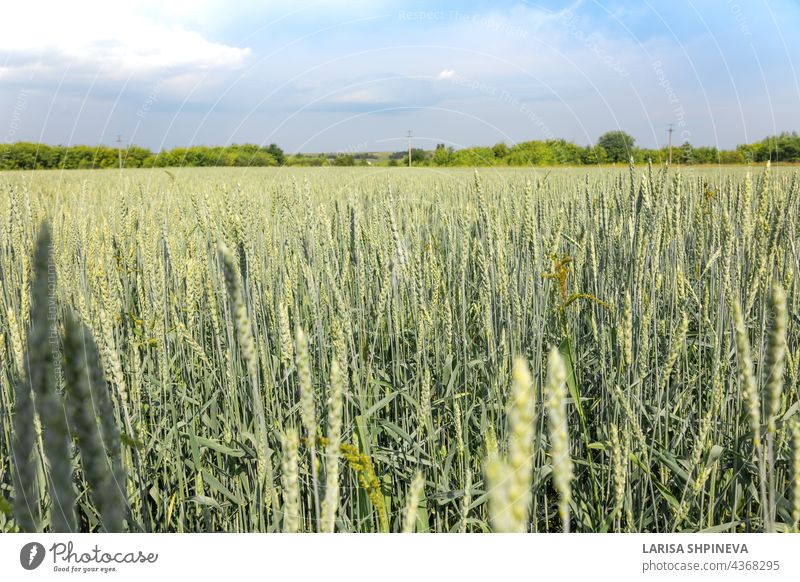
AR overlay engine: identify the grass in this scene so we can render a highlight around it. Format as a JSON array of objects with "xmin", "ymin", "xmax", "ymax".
[{"xmin": 0, "ymin": 163, "xmax": 797, "ymax": 533}]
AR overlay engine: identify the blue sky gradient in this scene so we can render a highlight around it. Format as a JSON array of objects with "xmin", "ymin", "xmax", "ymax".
[{"xmin": 1, "ymin": 0, "xmax": 798, "ymax": 152}]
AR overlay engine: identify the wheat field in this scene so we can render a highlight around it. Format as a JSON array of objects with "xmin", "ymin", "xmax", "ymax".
[{"xmin": 0, "ymin": 164, "xmax": 798, "ymax": 533}]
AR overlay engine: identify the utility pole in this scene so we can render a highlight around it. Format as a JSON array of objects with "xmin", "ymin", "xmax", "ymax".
[
  {"xmin": 115, "ymin": 134, "xmax": 123, "ymax": 170},
  {"xmin": 406, "ymin": 130, "xmax": 412, "ymax": 168},
  {"xmin": 668, "ymin": 124, "xmax": 673, "ymax": 165}
]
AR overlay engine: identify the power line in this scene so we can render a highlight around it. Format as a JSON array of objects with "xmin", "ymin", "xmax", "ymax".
[
  {"xmin": 115, "ymin": 134, "xmax": 123, "ymax": 171},
  {"xmin": 668, "ymin": 124, "xmax": 674, "ymax": 165}
]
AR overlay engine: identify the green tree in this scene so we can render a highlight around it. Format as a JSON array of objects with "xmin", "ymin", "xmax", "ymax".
[
  {"xmin": 507, "ymin": 141, "xmax": 555, "ymax": 165},
  {"xmin": 262, "ymin": 143, "xmax": 286, "ymax": 165},
  {"xmin": 769, "ymin": 132, "xmax": 800, "ymax": 162},
  {"xmin": 546, "ymin": 139, "xmax": 583, "ymax": 165},
  {"xmin": 333, "ymin": 154, "xmax": 355, "ymax": 166},
  {"xmin": 451, "ymin": 147, "xmax": 495, "ymax": 166},
  {"xmin": 597, "ymin": 131, "xmax": 636, "ymax": 163},
  {"xmin": 676, "ymin": 141, "xmax": 694, "ymax": 164},
  {"xmin": 410, "ymin": 148, "xmax": 428, "ymax": 165},
  {"xmin": 719, "ymin": 149, "xmax": 744, "ymax": 164},
  {"xmin": 432, "ymin": 144, "xmax": 454, "ymax": 166},
  {"xmin": 581, "ymin": 145, "xmax": 607, "ymax": 164},
  {"xmin": 492, "ymin": 142, "xmax": 510, "ymax": 160}
]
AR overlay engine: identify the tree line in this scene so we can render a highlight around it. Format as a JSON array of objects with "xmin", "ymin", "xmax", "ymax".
[
  {"xmin": 0, "ymin": 143, "xmax": 286, "ymax": 170},
  {"xmin": 1, "ymin": 131, "xmax": 798, "ymax": 170},
  {"xmin": 412, "ymin": 131, "xmax": 800, "ymax": 167}
]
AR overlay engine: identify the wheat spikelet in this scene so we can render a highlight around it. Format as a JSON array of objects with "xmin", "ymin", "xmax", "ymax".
[
  {"xmin": 546, "ymin": 347, "xmax": 573, "ymax": 532},
  {"xmin": 765, "ymin": 282, "xmax": 787, "ymax": 435},
  {"xmin": 6, "ymin": 307, "xmax": 25, "ymax": 377},
  {"xmin": 84, "ymin": 317, "xmax": 126, "ymax": 518},
  {"xmin": 20, "ymin": 251, "xmax": 30, "ymax": 328},
  {"xmin": 11, "ymin": 340, "xmax": 38, "ymax": 532},
  {"xmin": 732, "ymin": 300, "xmax": 769, "ymax": 529},
  {"xmin": 610, "ymin": 423, "xmax": 626, "ymax": 529},
  {"xmin": 659, "ymin": 312, "xmax": 688, "ymax": 393},
  {"xmin": 295, "ymin": 326, "xmax": 316, "ymax": 441},
  {"xmin": 486, "ymin": 357, "xmax": 536, "ymax": 532},
  {"xmin": 486, "ymin": 456, "xmax": 513, "ymax": 532},
  {"xmin": 418, "ymin": 369, "xmax": 432, "ymax": 440},
  {"xmin": 278, "ymin": 300, "xmax": 293, "ymax": 368},
  {"xmin": 460, "ymin": 468, "xmax": 472, "ymax": 533},
  {"xmin": 27, "ymin": 222, "xmax": 77, "ymax": 532},
  {"xmin": 765, "ymin": 281, "xmax": 787, "ymax": 531},
  {"xmin": 98, "ymin": 304, "xmax": 130, "ymax": 429},
  {"xmin": 732, "ymin": 301, "xmax": 761, "ymax": 447},
  {"xmin": 452, "ymin": 399, "xmax": 464, "ymax": 457},
  {"xmin": 402, "ymin": 470, "xmax": 425, "ymax": 533},
  {"xmin": 281, "ymin": 428, "xmax": 301, "ymax": 533},
  {"xmin": 485, "ymin": 425, "xmax": 498, "ymax": 460},
  {"xmin": 506, "ymin": 357, "xmax": 535, "ymax": 531},
  {"xmin": 620, "ymin": 291, "xmax": 632, "ymax": 369},
  {"xmin": 294, "ymin": 325, "xmax": 320, "ymax": 526},
  {"xmin": 321, "ymin": 358, "xmax": 344, "ymax": 533},
  {"xmin": 62, "ymin": 313, "xmax": 124, "ymax": 532}
]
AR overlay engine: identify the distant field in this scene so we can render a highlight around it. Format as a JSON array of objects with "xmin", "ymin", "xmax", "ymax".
[{"xmin": 1, "ymin": 164, "xmax": 798, "ymax": 533}]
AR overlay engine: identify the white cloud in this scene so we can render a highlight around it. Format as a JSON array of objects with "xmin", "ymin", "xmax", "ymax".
[
  {"xmin": 437, "ymin": 69, "xmax": 456, "ymax": 80},
  {"xmin": 0, "ymin": 0, "xmax": 250, "ymax": 89}
]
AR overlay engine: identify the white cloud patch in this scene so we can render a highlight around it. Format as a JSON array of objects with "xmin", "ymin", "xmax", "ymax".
[
  {"xmin": 437, "ymin": 69, "xmax": 456, "ymax": 80},
  {"xmin": 0, "ymin": 0, "xmax": 250, "ymax": 91}
]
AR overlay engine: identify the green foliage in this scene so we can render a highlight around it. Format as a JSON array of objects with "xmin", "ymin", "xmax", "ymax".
[
  {"xmin": 431, "ymin": 143, "xmax": 455, "ymax": 166},
  {"xmin": 262, "ymin": 143, "xmax": 286, "ymax": 165},
  {"xmin": 738, "ymin": 132, "xmax": 800, "ymax": 163},
  {"xmin": 2, "ymin": 132, "xmax": 799, "ymax": 171},
  {"xmin": 389, "ymin": 148, "xmax": 428, "ymax": 165},
  {"xmin": 0, "ymin": 142, "xmax": 280, "ymax": 170},
  {"xmin": 451, "ymin": 146, "xmax": 496, "ymax": 166},
  {"xmin": 492, "ymin": 142, "xmax": 510, "ymax": 159},
  {"xmin": 332, "ymin": 154, "xmax": 356, "ymax": 166},
  {"xmin": 597, "ymin": 130, "xmax": 636, "ymax": 162}
]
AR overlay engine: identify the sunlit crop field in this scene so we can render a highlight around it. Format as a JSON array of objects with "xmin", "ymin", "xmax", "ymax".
[{"xmin": 0, "ymin": 165, "xmax": 798, "ymax": 533}]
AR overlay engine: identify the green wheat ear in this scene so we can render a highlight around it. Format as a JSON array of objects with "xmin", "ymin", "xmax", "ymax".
[
  {"xmin": 62, "ymin": 311, "xmax": 125, "ymax": 532},
  {"xmin": 11, "ymin": 332, "xmax": 38, "ymax": 532},
  {"xmin": 79, "ymin": 301, "xmax": 129, "ymax": 530},
  {"xmin": 14, "ymin": 221, "xmax": 77, "ymax": 532}
]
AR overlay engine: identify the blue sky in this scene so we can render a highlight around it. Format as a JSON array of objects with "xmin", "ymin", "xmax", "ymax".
[{"xmin": 1, "ymin": 0, "xmax": 798, "ymax": 152}]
